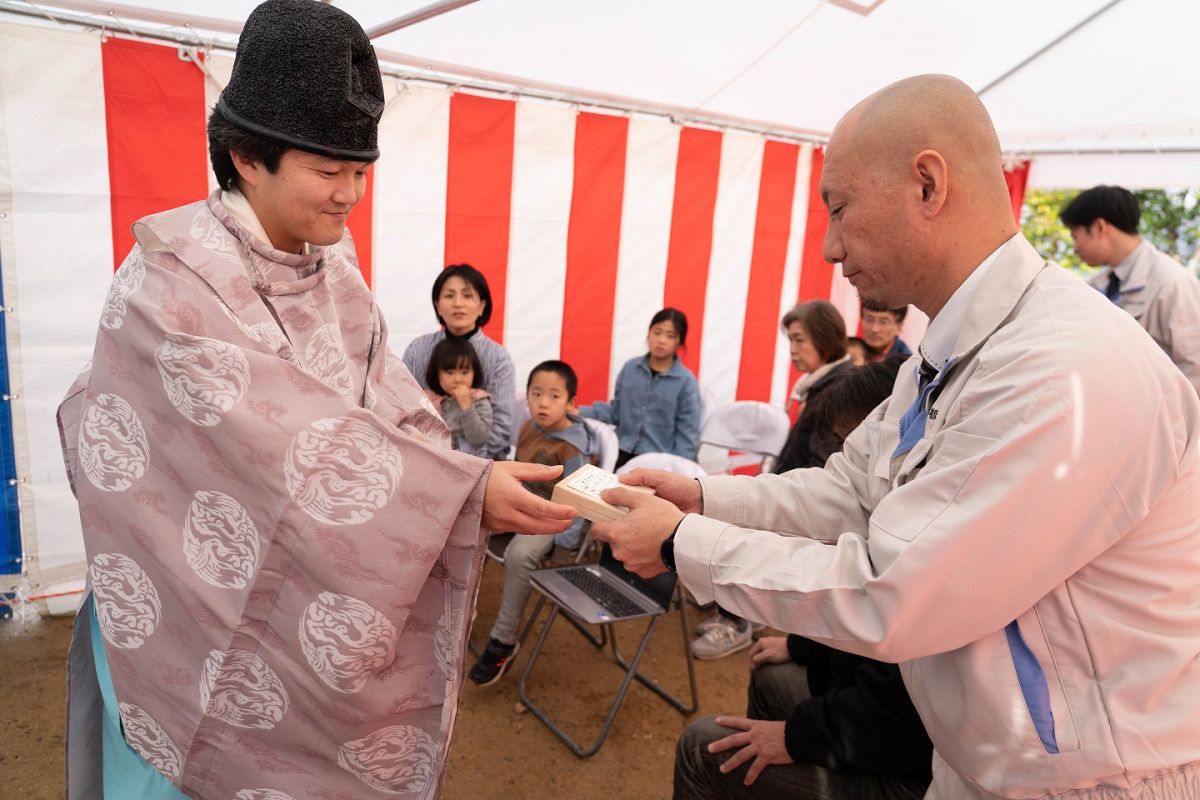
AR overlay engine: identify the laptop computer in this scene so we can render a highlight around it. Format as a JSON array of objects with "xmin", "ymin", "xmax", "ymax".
[{"xmin": 530, "ymin": 543, "xmax": 677, "ymax": 624}]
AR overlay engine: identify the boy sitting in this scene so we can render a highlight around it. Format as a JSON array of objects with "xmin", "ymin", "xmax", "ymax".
[{"xmin": 468, "ymin": 360, "xmax": 599, "ymax": 685}]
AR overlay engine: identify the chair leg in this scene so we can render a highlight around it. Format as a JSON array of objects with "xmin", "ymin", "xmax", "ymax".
[
  {"xmin": 607, "ymin": 585, "xmax": 699, "ymax": 714},
  {"xmin": 518, "ymin": 599, "xmax": 661, "ymax": 758},
  {"xmin": 573, "ymin": 522, "xmax": 598, "ymax": 564},
  {"xmin": 517, "ymin": 593, "xmax": 606, "ymax": 651},
  {"xmin": 562, "ymin": 609, "xmax": 608, "ymax": 648}
]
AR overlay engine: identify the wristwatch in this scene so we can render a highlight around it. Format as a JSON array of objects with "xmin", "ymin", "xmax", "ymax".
[{"xmin": 661, "ymin": 516, "xmax": 685, "ymax": 573}]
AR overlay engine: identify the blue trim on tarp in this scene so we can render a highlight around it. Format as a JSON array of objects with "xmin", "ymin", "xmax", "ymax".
[{"xmin": 0, "ymin": 246, "xmax": 22, "ymax": 575}]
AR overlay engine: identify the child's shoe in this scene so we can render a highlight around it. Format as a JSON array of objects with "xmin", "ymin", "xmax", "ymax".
[{"xmin": 468, "ymin": 638, "xmax": 519, "ymax": 686}]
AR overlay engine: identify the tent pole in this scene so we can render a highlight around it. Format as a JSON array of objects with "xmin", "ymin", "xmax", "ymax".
[
  {"xmin": 0, "ymin": 2, "xmax": 831, "ymax": 144},
  {"xmin": 977, "ymin": 0, "xmax": 1126, "ymax": 97},
  {"xmin": 7, "ymin": 0, "xmax": 241, "ymax": 34},
  {"xmin": 3, "ymin": 0, "xmax": 1195, "ymax": 156},
  {"xmin": 365, "ymin": 0, "xmax": 480, "ymax": 40}
]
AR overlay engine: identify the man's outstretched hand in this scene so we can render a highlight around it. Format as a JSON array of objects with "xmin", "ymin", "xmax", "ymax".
[
  {"xmin": 482, "ymin": 461, "xmax": 577, "ymax": 535},
  {"xmin": 591, "ymin": 484, "xmax": 685, "ymax": 578},
  {"xmin": 616, "ymin": 468, "xmax": 703, "ymax": 514}
]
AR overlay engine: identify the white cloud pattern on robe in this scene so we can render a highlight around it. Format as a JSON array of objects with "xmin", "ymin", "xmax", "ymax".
[
  {"xmin": 298, "ymin": 592, "xmax": 398, "ymax": 694},
  {"xmin": 90, "ymin": 552, "xmax": 161, "ymax": 649},
  {"xmin": 248, "ymin": 322, "xmax": 289, "ymax": 353},
  {"xmin": 118, "ymin": 702, "xmax": 182, "ymax": 780},
  {"xmin": 337, "ymin": 724, "xmax": 439, "ymax": 795},
  {"xmin": 234, "ymin": 791, "xmax": 295, "ymax": 800},
  {"xmin": 182, "ymin": 491, "xmax": 260, "ymax": 589},
  {"xmin": 100, "ymin": 250, "xmax": 145, "ymax": 330},
  {"xmin": 199, "ymin": 649, "xmax": 289, "ymax": 730},
  {"xmin": 190, "ymin": 211, "xmax": 242, "ymax": 259},
  {"xmin": 156, "ymin": 332, "xmax": 251, "ymax": 426},
  {"xmin": 322, "ymin": 249, "xmax": 352, "ymax": 282},
  {"xmin": 304, "ymin": 323, "xmax": 356, "ymax": 401},
  {"xmin": 78, "ymin": 393, "xmax": 149, "ymax": 493},
  {"xmin": 434, "ymin": 610, "xmax": 455, "ymax": 681},
  {"xmin": 284, "ymin": 416, "xmax": 403, "ymax": 526}
]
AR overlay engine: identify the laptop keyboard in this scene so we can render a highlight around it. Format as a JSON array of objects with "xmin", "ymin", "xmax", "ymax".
[{"xmin": 560, "ymin": 567, "xmax": 645, "ymax": 618}]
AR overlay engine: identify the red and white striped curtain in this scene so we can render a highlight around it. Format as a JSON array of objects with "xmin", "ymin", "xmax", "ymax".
[
  {"xmin": 88, "ymin": 34, "xmax": 863, "ymax": 406},
  {"xmin": 0, "ymin": 22, "xmax": 1027, "ymax": 601}
]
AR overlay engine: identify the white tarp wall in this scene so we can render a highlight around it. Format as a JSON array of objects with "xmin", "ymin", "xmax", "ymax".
[{"xmin": 0, "ymin": 20, "xmax": 933, "ymax": 610}]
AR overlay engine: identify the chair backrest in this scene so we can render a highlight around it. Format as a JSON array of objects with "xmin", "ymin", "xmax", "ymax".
[
  {"xmin": 582, "ymin": 417, "xmax": 619, "ymax": 472},
  {"xmin": 698, "ymin": 401, "xmax": 791, "ymax": 474},
  {"xmin": 509, "ymin": 388, "xmax": 531, "ymax": 447},
  {"xmin": 617, "ymin": 452, "xmax": 707, "ymax": 479},
  {"xmin": 698, "ymin": 384, "xmax": 718, "ymax": 430}
]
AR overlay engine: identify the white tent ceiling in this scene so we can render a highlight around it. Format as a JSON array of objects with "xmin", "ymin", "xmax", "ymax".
[{"xmin": 2, "ymin": 0, "xmax": 1198, "ymax": 186}]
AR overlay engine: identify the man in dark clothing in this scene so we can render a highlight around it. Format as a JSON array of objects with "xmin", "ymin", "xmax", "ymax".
[{"xmin": 674, "ymin": 634, "xmax": 932, "ymax": 800}]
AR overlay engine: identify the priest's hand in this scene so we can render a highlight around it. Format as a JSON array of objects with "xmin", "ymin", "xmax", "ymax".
[
  {"xmin": 617, "ymin": 468, "xmax": 703, "ymax": 514},
  {"xmin": 708, "ymin": 717, "xmax": 793, "ymax": 786},
  {"xmin": 482, "ymin": 461, "xmax": 577, "ymax": 535},
  {"xmin": 591, "ymin": 486, "xmax": 684, "ymax": 578}
]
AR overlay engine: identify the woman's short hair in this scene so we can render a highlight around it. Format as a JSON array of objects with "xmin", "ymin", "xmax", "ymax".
[
  {"xmin": 780, "ymin": 301, "xmax": 848, "ymax": 364},
  {"xmin": 425, "ymin": 336, "xmax": 485, "ymax": 393},
  {"xmin": 649, "ymin": 307, "xmax": 689, "ymax": 348},
  {"xmin": 431, "ymin": 264, "xmax": 493, "ymax": 328}
]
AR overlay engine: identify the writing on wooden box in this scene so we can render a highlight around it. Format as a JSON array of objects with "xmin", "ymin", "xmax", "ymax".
[{"xmin": 551, "ymin": 464, "xmax": 656, "ymax": 523}]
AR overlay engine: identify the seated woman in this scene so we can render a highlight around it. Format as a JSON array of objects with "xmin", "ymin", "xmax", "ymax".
[
  {"xmin": 775, "ymin": 300, "xmax": 855, "ymax": 473},
  {"xmin": 694, "ymin": 301, "xmax": 854, "ymax": 660},
  {"xmin": 403, "ymin": 264, "xmax": 515, "ymax": 459}
]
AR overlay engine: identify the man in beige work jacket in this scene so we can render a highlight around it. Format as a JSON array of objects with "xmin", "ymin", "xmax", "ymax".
[
  {"xmin": 1061, "ymin": 184, "xmax": 1200, "ymax": 397},
  {"xmin": 596, "ymin": 75, "xmax": 1200, "ymax": 799}
]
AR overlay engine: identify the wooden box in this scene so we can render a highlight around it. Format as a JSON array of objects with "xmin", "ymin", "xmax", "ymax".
[{"xmin": 551, "ymin": 463, "xmax": 656, "ymax": 523}]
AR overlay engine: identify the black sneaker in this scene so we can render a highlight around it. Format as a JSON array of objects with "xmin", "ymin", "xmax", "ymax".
[{"xmin": 467, "ymin": 638, "xmax": 519, "ymax": 686}]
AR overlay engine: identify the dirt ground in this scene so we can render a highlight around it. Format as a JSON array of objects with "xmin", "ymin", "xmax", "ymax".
[{"xmin": 1, "ymin": 562, "xmax": 756, "ymax": 800}]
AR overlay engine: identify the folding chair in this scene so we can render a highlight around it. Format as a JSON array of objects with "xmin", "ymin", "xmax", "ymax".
[
  {"xmin": 516, "ymin": 550, "xmax": 699, "ymax": 757},
  {"xmin": 474, "ymin": 418, "xmax": 620, "ymax": 653},
  {"xmin": 505, "ymin": 387, "xmax": 531, "ymax": 460},
  {"xmin": 618, "ymin": 451, "xmax": 707, "ymax": 479},
  {"xmin": 696, "ymin": 400, "xmax": 790, "ymax": 475},
  {"xmin": 513, "ymin": 455, "xmax": 706, "ymax": 756},
  {"xmin": 698, "ymin": 383, "xmax": 718, "ymax": 431}
]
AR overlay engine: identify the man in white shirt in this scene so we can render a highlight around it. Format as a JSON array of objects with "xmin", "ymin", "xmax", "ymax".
[
  {"xmin": 596, "ymin": 75, "xmax": 1200, "ymax": 799},
  {"xmin": 1061, "ymin": 185, "xmax": 1200, "ymax": 396}
]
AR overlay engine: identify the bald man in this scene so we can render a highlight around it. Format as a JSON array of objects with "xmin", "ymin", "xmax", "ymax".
[{"xmin": 596, "ymin": 75, "xmax": 1200, "ymax": 799}]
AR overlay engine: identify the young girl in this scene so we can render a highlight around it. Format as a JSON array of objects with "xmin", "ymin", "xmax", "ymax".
[
  {"xmin": 582, "ymin": 308, "xmax": 701, "ymax": 468},
  {"xmin": 424, "ymin": 337, "xmax": 494, "ymax": 454}
]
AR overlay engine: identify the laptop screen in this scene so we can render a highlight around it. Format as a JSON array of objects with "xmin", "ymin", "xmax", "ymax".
[{"xmin": 600, "ymin": 543, "xmax": 677, "ymax": 608}]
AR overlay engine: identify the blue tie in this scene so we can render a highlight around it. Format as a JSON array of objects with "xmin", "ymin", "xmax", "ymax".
[
  {"xmin": 893, "ymin": 359, "xmax": 939, "ymax": 457},
  {"xmin": 1104, "ymin": 271, "xmax": 1121, "ymax": 304}
]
